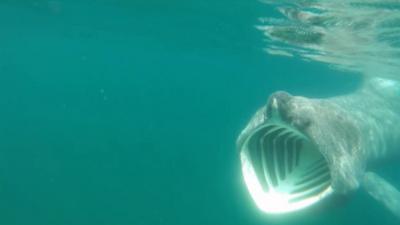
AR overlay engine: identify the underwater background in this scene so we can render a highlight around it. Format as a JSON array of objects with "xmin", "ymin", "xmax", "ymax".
[{"xmin": 0, "ymin": 0, "xmax": 398, "ymax": 225}]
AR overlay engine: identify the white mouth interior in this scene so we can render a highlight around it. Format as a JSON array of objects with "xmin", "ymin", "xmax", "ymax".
[{"xmin": 240, "ymin": 122, "xmax": 332, "ymax": 214}]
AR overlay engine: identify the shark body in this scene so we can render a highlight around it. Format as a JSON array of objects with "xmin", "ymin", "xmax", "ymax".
[{"xmin": 237, "ymin": 78, "xmax": 400, "ymax": 217}]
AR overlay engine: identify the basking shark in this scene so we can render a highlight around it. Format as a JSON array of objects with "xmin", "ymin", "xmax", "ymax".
[
  {"xmin": 237, "ymin": 78, "xmax": 400, "ymax": 217},
  {"xmin": 238, "ymin": 0, "xmax": 400, "ymax": 218}
]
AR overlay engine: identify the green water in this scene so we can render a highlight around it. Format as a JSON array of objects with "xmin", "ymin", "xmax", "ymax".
[{"xmin": 0, "ymin": 1, "xmax": 398, "ymax": 225}]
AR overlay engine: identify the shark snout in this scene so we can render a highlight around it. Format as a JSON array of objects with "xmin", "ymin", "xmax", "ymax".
[{"xmin": 266, "ymin": 91, "xmax": 312, "ymax": 130}]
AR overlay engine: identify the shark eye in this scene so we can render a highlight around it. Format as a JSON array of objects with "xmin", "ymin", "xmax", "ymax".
[{"xmin": 240, "ymin": 122, "xmax": 332, "ymax": 213}]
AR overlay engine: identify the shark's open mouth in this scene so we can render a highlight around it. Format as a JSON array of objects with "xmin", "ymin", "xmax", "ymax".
[{"xmin": 240, "ymin": 122, "xmax": 333, "ymax": 213}]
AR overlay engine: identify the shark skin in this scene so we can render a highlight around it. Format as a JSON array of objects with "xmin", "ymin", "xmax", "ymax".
[{"xmin": 237, "ymin": 78, "xmax": 400, "ymax": 216}]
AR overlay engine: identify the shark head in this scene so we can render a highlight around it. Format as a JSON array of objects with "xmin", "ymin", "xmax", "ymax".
[{"xmin": 237, "ymin": 91, "xmax": 364, "ymax": 214}]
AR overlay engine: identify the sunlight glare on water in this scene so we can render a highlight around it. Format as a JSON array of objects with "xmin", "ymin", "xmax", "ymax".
[{"xmin": 258, "ymin": 0, "xmax": 400, "ymax": 79}]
